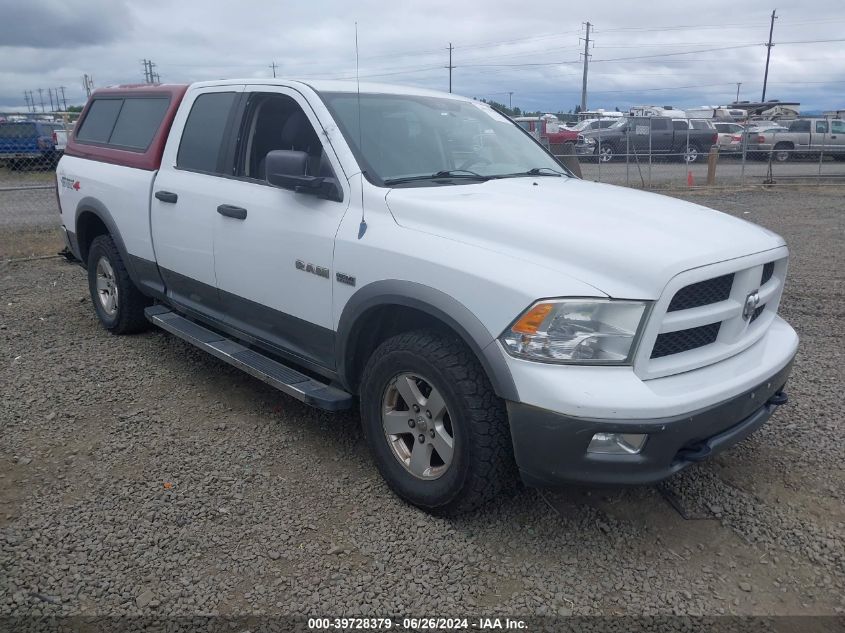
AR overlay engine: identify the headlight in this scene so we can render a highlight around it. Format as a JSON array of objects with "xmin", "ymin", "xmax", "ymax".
[
  {"xmin": 500, "ymin": 299, "xmax": 650, "ymax": 365},
  {"xmin": 585, "ymin": 137, "xmax": 596, "ymax": 145}
]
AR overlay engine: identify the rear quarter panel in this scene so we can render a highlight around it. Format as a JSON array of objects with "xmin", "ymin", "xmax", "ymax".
[{"xmin": 57, "ymin": 155, "xmax": 157, "ymax": 262}]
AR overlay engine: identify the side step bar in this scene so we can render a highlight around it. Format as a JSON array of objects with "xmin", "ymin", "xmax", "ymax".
[{"xmin": 145, "ymin": 305, "xmax": 353, "ymax": 411}]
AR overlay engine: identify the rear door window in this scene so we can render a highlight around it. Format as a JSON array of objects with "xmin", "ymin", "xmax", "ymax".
[{"xmin": 176, "ymin": 92, "xmax": 238, "ymax": 174}]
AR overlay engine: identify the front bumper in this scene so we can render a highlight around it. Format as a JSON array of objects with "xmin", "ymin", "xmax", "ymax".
[{"xmin": 507, "ymin": 355, "xmax": 794, "ymax": 487}]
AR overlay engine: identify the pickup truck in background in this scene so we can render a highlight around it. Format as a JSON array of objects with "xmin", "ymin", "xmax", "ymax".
[
  {"xmin": 57, "ymin": 81, "xmax": 797, "ymax": 515},
  {"xmin": 756, "ymin": 118, "xmax": 845, "ymax": 162},
  {"xmin": 577, "ymin": 116, "xmax": 717, "ymax": 163},
  {"xmin": 0, "ymin": 120, "xmax": 63, "ymax": 169}
]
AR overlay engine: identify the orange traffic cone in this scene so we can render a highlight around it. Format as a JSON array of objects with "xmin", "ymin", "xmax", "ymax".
[{"xmin": 687, "ymin": 171, "xmax": 695, "ymax": 187}]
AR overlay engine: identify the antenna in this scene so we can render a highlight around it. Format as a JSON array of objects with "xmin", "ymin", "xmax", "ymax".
[{"xmin": 355, "ymin": 21, "xmax": 367, "ymax": 239}]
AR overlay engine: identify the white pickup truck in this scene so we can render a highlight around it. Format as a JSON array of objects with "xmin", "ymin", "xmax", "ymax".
[{"xmin": 56, "ymin": 80, "xmax": 797, "ymax": 515}]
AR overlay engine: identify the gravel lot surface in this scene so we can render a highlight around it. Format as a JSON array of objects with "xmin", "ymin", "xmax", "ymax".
[{"xmin": 1, "ymin": 187, "xmax": 843, "ymax": 624}]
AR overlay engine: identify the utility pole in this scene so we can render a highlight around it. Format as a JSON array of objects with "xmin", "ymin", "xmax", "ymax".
[
  {"xmin": 580, "ymin": 22, "xmax": 592, "ymax": 112},
  {"xmin": 48, "ymin": 88, "xmax": 55, "ymax": 112},
  {"xmin": 761, "ymin": 9, "xmax": 777, "ymax": 102},
  {"xmin": 142, "ymin": 59, "xmax": 149, "ymax": 83},
  {"xmin": 508, "ymin": 91, "xmax": 514, "ymax": 109},
  {"xmin": 37, "ymin": 88, "xmax": 45, "ymax": 112},
  {"xmin": 59, "ymin": 86, "xmax": 68, "ymax": 110},
  {"xmin": 269, "ymin": 61, "xmax": 278, "ymax": 78},
  {"xmin": 83, "ymin": 74, "xmax": 94, "ymax": 97},
  {"xmin": 446, "ymin": 43, "xmax": 455, "ymax": 93},
  {"xmin": 735, "ymin": 82, "xmax": 742, "ymax": 102},
  {"xmin": 24, "ymin": 91, "xmax": 31, "ymax": 112}
]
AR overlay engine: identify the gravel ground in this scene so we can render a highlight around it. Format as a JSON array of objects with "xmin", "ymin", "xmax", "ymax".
[{"xmin": 1, "ymin": 187, "xmax": 843, "ymax": 625}]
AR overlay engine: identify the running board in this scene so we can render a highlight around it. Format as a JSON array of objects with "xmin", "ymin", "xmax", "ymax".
[{"xmin": 145, "ymin": 305, "xmax": 352, "ymax": 411}]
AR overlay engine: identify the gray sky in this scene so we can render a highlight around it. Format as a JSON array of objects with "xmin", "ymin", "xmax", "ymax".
[{"xmin": 2, "ymin": 0, "xmax": 844, "ymax": 113}]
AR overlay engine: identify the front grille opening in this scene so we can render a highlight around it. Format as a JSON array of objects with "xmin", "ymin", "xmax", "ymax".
[
  {"xmin": 749, "ymin": 304, "xmax": 766, "ymax": 323},
  {"xmin": 761, "ymin": 261, "xmax": 775, "ymax": 285},
  {"xmin": 651, "ymin": 322, "xmax": 721, "ymax": 359},
  {"xmin": 668, "ymin": 274, "xmax": 734, "ymax": 312}
]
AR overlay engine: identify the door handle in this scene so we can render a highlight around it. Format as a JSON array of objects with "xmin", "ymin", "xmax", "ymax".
[
  {"xmin": 155, "ymin": 190, "xmax": 178, "ymax": 203},
  {"xmin": 217, "ymin": 204, "xmax": 247, "ymax": 220}
]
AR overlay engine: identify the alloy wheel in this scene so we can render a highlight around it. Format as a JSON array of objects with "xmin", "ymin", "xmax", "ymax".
[{"xmin": 382, "ymin": 373, "xmax": 455, "ymax": 480}]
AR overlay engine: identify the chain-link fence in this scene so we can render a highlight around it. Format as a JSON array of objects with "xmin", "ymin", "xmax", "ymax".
[
  {"xmin": 0, "ymin": 114, "xmax": 75, "ymax": 246},
  {"xmin": 2, "ymin": 110, "xmax": 845, "ymax": 255},
  {"xmin": 552, "ymin": 115, "xmax": 845, "ymax": 188}
]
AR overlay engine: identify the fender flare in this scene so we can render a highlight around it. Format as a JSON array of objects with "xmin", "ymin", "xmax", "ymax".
[
  {"xmin": 336, "ymin": 280, "xmax": 518, "ymax": 401},
  {"xmin": 74, "ymin": 197, "xmax": 141, "ymax": 287}
]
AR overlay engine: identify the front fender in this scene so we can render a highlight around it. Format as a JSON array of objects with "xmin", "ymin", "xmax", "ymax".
[{"xmin": 336, "ymin": 280, "xmax": 518, "ymax": 401}]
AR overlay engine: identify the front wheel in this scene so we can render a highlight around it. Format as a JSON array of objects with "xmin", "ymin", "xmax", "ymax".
[
  {"xmin": 86, "ymin": 234, "xmax": 150, "ymax": 334},
  {"xmin": 596, "ymin": 144, "xmax": 615, "ymax": 163},
  {"xmin": 359, "ymin": 330, "xmax": 515, "ymax": 516}
]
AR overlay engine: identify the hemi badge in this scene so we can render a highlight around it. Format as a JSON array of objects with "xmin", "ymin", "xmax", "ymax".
[{"xmin": 336, "ymin": 272, "xmax": 356, "ymax": 287}]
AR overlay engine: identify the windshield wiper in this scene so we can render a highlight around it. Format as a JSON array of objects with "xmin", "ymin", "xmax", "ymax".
[
  {"xmin": 383, "ymin": 170, "xmax": 490, "ymax": 185},
  {"xmin": 492, "ymin": 167, "xmax": 565, "ymax": 178}
]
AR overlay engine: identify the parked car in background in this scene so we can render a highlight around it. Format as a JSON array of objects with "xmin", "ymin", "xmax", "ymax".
[
  {"xmin": 578, "ymin": 116, "xmax": 717, "ymax": 163},
  {"xmin": 513, "ymin": 116, "xmax": 580, "ymax": 154},
  {"xmin": 714, "ymin": 122, "xmax": 745, "ymax": 154},
  {"xmin": 570, "ymin": 118, "xmax": 619, "ymax": 133},
  {"xmin": 0, "ymin": 120, "xmax": 63, "ymax": 169},
  {"xmin": 756, "ymin": 118, "xmax": 845, "ymax": 161},
  {"xmin": 740, "ymin": 123, "xmax": 787, "ymax": 158}
]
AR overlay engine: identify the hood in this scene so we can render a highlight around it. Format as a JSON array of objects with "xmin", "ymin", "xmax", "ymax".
[{"xmin": 385, "ymin": 177, "xmax": 784, "ymax": 299}]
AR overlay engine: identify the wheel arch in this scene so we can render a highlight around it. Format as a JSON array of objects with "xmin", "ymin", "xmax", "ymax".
[
  {"xmin": 74, "ymin": 198, "xmax": 140, "ymax": 287},
  {"xmin": 336, "ymin": 280, "xmax": 518, "ymax": 401}
]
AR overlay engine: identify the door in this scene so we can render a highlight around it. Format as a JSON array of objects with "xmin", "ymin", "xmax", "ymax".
[
  {"xmin": 813, "ymin": 120, "xmax": 829, "ymax": 152},
  {"xmin": 151, "ymin": 86, "xmax": 244, "ymax": 314},
  {"xmin": 649, "ymin": 117, "xmax": 672, "ymax": 154},
  {"xmin": 830, "ymin": 120, "xmax": 845, "ymax": 155},
  {"xmin": 211, "ymin": 86, "xmax": 351, "ymax": 368}
]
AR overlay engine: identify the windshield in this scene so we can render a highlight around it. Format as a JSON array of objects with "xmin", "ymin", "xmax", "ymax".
[{"xmin": 320, "ymin": 92, "xmax": 567, "ymax": 186}]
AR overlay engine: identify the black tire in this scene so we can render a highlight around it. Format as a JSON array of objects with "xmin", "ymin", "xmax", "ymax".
[
  {"xmin": 359, "ymin": 329, "xmax": 515, "ymax": 516},
  {"xmin": 773, "ymin": 143, "xmax": 792, "ymax": 162},
  {"xmin": 86, "ymin": 234, "xmax": 150, "ymax": 334}
]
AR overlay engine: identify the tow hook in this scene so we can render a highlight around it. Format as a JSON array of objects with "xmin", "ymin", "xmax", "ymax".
[{"xmin": 767, "ymin": 391, "xmax": 788, "ymax": 406}]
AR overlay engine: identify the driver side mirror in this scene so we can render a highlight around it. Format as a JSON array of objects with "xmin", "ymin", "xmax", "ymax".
[{"xmin": 265, "ymin": 150, "xmax": 342, "ymax": 202}]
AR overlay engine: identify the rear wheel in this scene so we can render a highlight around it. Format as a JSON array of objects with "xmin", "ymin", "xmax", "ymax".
[
  {"xmin": 359, "ymin": 329, "xmax": 515, "ymax": 515},
  {"xmin": 86, "ymin": 235, "xmax": 150, "ymax": 334},
  {"xmin": 773, "ymin": 143, "xmax": 792, "ymax": 162},
  {"xmin": 682, "ymin": 143, "xmax": 702, "ymax": 164}
]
